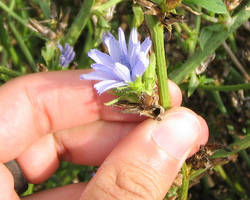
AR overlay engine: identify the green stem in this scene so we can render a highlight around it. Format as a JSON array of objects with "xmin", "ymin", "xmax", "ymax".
[
  {"xmin": 21, "ymin": 183, "xmax": 34, "ymax": 196},
  {"xmin": 145, "ymin": 16, "xmax": 171, "ymax": 109},
  {"xmin": 64, "ymin": 0, "xmax": 95, "ymax": 46},
  {"xmin": 0, "ymin": 15, "xmax": 19, "ymax": 66},
  {"xmin": 199, "ymin": 83, "xmax": 250, "ymax": 91},
  {"xmin": 94, "ymin": 0, "xmax": 123, "ymax": 12},
  {"xmin": 179, "ymin": 163, "xmax": 190, "ymax": 200},
  {"xmin": 8, "ymin": 21, "xmax": 37, "ymax": 72},
  {"xmin": 169, "ymin": 1, "xmax": 250, "ymax": 84},
  {"xmin": 201, "ymin": 14, "xmax": 218, "ymax": 23},
  {"xmin": 0, "ymin": 66, "xmax": 22, "ymax": 77},
  {"xmin": 232, "ymin": 135, "xmax": 250, "ymax": 170},
  {"xmin": 215, "ymin": 165, "xmax": 246, "ymax": 196},
  {"xmin": 180, "ymin": 23, "xmax": 193, "ymax": 36},
  {"xmin": 9, "ymin": 0, "xmax": 16, "ymax": 10},
  {"xmin": 211, "ymin": 91, "xmax": 228, "ymax": 115},
  {"xmin": 0, "ymin": 1, "xmax": 27, "ymax": 26},
  {"xmin": 190, "ymin": 9, "xmax": 201, "ymax": 55}
]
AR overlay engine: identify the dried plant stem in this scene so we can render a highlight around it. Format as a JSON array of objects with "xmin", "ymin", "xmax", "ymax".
[
  {"xmin": 145, "ymin": 16, "xmax": 171, "ymax": 109},
  {"xmin": 222, "ymin": 41, "xmax": 250, "ymax": 81}
]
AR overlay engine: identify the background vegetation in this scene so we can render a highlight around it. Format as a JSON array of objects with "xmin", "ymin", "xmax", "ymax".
[{"xmin": 0, "ymin": 0, "xmax": 249, "ymax": 199}]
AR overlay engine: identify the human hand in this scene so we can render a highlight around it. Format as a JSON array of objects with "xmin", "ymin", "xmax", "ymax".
[{"xmin": 0, "ymin": 70, "xmax": 208, "ymax": 200}]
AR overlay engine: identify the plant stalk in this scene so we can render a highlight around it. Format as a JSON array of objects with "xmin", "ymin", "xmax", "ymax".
[
  {"xmin": 145, "ymin": 16, "xmax": 171, "ymax": 109},
  {"xmin": 199, "ymin": 83, "xmax": 250, "ymax": 91},
  {"xmin": 64, "ymin": 0, "xmax": 95, "ymax": 46},
  {"xmin": 0, "ymin": 66, "xmax": 22, "ymax": 77},
  {"xmin": 8, "ymin": 21, "xmax": 37, "ymax": 72}
]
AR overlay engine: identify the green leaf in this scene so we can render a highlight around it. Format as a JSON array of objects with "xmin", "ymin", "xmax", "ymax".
[
  {"xmin": 188, "ymin": 72, "xmax": 199, "ymax": 97},
  {"xmin": 32, "ymin": 0, "xmax": 51, "ymax": 19},
  {"xmin": 41, "ymin": 42, "xmax": 57, "ymax": 66},
  {"xmin": 211, "ymin": 135, "xmax": 250, "ymax": 159},
  {"xmin": 183, "ymin": 0, "xmax": 228, "ymax": 14},
  {"xmin": 199, "ymin": 24, "xmax": 224, "ymax": 50},
  {"xmin": 132, "ymin": 6, "xmax": 144, "ymax": 28},
  {"xmin": 143, "ymin": 53, "xmax": 156, "ymax": 95},
  {"xmin": 169, "ymin": 1, "xmax": 250, "ymax": 84}
]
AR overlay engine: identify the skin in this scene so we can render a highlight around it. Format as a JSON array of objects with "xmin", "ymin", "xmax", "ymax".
[{"xmin": 0, "ymin": 70, "xmax": 209, "ymax": 200}]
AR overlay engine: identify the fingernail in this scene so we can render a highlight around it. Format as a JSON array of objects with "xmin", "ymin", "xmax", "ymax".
[{"xmin": 152, "ymin": 111, "xmax": 201, "ymax": 160}]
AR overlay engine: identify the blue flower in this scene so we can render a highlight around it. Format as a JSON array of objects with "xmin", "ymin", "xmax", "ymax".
[
  {"xmin": 57, "ymin": 43, "xmax": 75, "ymax": 67},
  {"xmin": 80, "ymin": 28, "xmax": 152, "ymax": 94}
]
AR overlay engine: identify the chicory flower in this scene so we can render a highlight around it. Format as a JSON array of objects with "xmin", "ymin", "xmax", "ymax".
[
  {"xmin": 58, "ymin": 43, "xmax": 75, "ymax": 67},
  {"xmin": 80, "ymin": 28, "xmax": 152, "ymax": 94}
]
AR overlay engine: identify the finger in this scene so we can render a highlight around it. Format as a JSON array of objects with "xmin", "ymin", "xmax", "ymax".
[
  {"xmin": 0, "ymin": 163, "xmax": 20, "ymax": 200},
  {"xmin": 17, "ymin": 121, "xmax": 137, "ymax": 183},
  {"xmin": 22, "ymin": 183, "xmax": 87, "ymax": 200},
  {"xmin": 0, "ymin": 70, "xmax": 182, "ymax": 162},
  {"xmin": 189, "ymin": 115, "xmax": 209, "ymax": 156},
  {"xmin": 80, "ymin": 107, "xmax": 209, "ymax": 200}
]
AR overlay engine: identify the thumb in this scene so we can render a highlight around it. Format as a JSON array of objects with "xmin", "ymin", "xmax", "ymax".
[{"xmin": 80, "ymin": 107, "xmax": 209, "ymax": 200}]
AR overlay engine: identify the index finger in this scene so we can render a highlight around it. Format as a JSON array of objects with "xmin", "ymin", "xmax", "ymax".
[{"xmin": 0, "ymin": 70, "xmax": 182, "ymax": 162}]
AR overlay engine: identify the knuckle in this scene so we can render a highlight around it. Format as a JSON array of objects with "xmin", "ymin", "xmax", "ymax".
[
  {"xmin": 88, "ymin": 161, "xmax": 163, "ymax": 200},
  {"xmin": 115, "ymin": 161, "xmax": 162, "ymax": 200}
]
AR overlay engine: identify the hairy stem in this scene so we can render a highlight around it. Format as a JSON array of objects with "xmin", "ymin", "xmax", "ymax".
[{"xmin": 145, "ymin": 16, "xmax": 171, "ymax": 109}]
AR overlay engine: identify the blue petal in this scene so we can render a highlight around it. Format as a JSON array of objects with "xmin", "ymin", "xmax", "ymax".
[
  {"xmin": 57, "ymin": 44, "xmax": 63, "ymax": 52},
  {"xmin": 91, "ymin": 63, "xmax": 113, "ymax": 72},
  {"xmin": 118, "ymin": 28, "xmax": 128, "ymax": 57},
  {"xmin": 128, "ymin": 43, "xmax": 140, "ymax": 69},
  {"xmin": 103, "ymin": 32, "xmax": 121, "ymax": 62},
  {"xmin": 128, "ymin": 28, "xmax": 138, "ymax": 50},
  {"xmin": 67, "ymin": 51, "xmax": 75, "ymax": 63},
  {"xmin": 80, "ymin": 70, "xmax": 118, "ymax": 81},
  {"xmin": 59, "ymin": 56, "xmax": 66, "ymax": 66},
  {"xmin": 113, "ymin": 62, "xmax": 131, "ymax": 82},
  {"xmin": 141, "ymin": 37, "xmax": 152, "ymax": 55},
  {"xmin": 88, "ymin": 49, "xmax": 114, "ymax": 66},
  {"xmin": 131, "ymin": 52, "xmax": 149, "ymax": 81},
  {"xmin": 91, "ymin": 63, "xmax": 120, "ymax": 80},
  {"xmin": 64, "ymin": 43, "xmax": 70, "ymax": 53},
  {"xmin": 94, "ymin": 80, "xmax": 127, "ymax": 94},
  {"xmin": 64, "ymin": 45, "xmax": 73, "ymax": 57}
]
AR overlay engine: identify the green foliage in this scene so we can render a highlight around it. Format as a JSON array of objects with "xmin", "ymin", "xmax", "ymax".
[
  {"xmin": 199, "ymin": 24, "xmax": 224, "ymax": 50},
  {"xmin": 132, "ymin": 6, "xmax": 144, "ymax": 28},
  {"xmin": 183, "ymin": 0, "xmax": 228, "ymax": 14}
]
